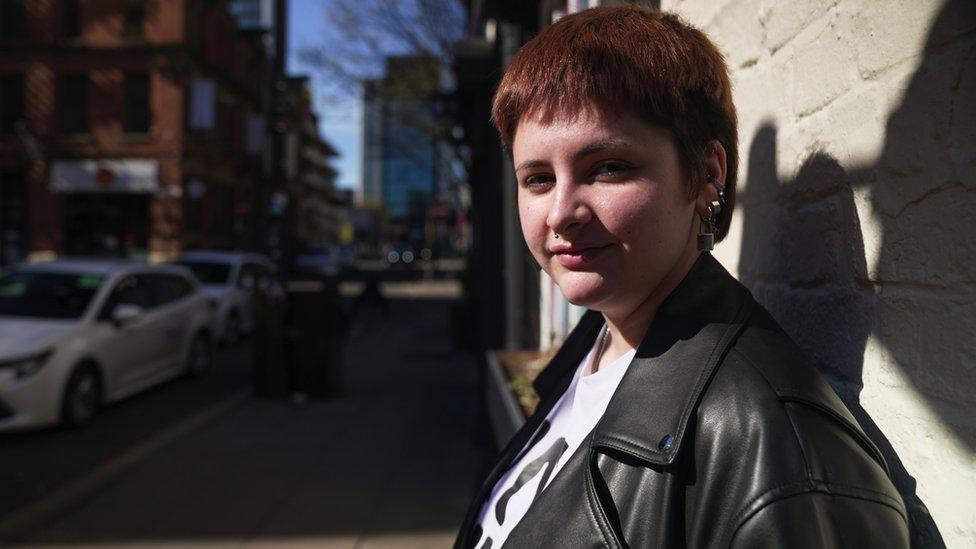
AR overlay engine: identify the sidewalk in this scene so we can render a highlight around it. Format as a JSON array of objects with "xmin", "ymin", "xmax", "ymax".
[{"xmin": 12, "ymin": 298, "xmax": 494, "ymax": 548}]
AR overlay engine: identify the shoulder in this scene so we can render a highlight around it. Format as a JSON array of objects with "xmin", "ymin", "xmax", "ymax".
[{"xmin": 693, "ymin": 302, "xmax": 909, "ymax": 544}]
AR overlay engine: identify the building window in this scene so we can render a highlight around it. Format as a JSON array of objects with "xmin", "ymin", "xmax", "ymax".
[
  {"xmin": 0, "ymin": 0, "xmax": 27, "ymax": 40},
  {"xmin": 61, "ymin": 74, "xmax": 90, "ymax": 134},
  {"xmin": 63, "ymin": 0, "xmax": 81, "ymax": 38},
  {"xmin": 123, "ymin": 0, "xmax": 144, "ymax": 37},
  {"xmin": 124, "ymin": 73, "xmax": 150, "ymax": 133},
  {"xmin": 0, "ymin": 74, "xmax": 25, "ymax": 135}
]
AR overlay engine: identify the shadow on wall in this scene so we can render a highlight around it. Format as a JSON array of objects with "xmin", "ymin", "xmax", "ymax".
[{"xmin": 736, "ymin": 1, "xmax": 975, "ymax": 547}]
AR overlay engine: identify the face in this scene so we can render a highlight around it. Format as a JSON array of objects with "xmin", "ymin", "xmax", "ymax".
[{"xmin": 513, "ymin": 107, "xmax": 701, "ymax": 317}]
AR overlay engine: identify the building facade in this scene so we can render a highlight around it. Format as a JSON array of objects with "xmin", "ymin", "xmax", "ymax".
[
  {"xmin": 0, "ymin": 0, "xmax": 270, "ymax": 265},
  {"xmin": 280, "ymin": 76, "xmax": 343, "ymax": 249},
  {"xmin": 361, "ymin": 56, "xmax": 439, "ymax": 249}
]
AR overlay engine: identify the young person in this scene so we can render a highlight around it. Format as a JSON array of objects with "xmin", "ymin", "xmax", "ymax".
[{"xmin": 455, "ymin": 6, "xmax": 909, "ymax": 548}]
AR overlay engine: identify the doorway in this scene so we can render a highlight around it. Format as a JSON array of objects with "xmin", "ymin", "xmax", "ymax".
[{"xmin": 63, "ymin": 194, "xmax": 149, "ymax": 258}]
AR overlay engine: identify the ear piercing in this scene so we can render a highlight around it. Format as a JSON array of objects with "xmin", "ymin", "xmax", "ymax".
[{"xmin": 698, "ymin": 175, "xmax": 726, "ymax": 251}]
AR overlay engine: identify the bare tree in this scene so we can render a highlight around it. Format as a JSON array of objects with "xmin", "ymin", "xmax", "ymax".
[
  {"xmin": 300, "ymin": 0, "xmax": 468, "ymax": 192},
  {"xmin": 300, "ymin": 0, "xmax": 465, "ymax": 97}
]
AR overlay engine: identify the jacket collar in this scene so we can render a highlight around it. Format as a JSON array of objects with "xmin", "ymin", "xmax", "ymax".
[{"xmin": 536, "ymin": 252, "xmax": 754, "ymax": 466}]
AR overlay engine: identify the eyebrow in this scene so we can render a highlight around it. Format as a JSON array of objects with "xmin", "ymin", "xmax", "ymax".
[{"xmin": 514, "ymin": 138, "xmax": 631, "ymax": 173}]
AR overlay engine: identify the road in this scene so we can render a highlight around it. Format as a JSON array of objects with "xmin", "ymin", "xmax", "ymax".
[
  {"xmin": 0, "ymin": 341, "xmax": 253, "ymax": 523},
  {"xmin": 0, "ymin": 282, "xmax": 493, "ymax": 547}
]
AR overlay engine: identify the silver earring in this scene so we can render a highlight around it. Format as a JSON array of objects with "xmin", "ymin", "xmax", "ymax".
[
  {"xmin": 698, "ymin": 203, "xmax": 718, "ymax": 251},
  {"xmin": 698, "ymin": 177, "xmax": 724, "ymax": 251},
  {"xmin": 553, "ymin": 232, "xmax": 560, "ymax": 239}
]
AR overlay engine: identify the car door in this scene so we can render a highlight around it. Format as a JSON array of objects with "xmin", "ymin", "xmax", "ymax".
[
  {"xmin": 95, "ymin": 274, "xmax": 162, "ymax": 394},
  {"xmin": 144, "ymin": 273, "xmax": 196, "ymax": 375}
]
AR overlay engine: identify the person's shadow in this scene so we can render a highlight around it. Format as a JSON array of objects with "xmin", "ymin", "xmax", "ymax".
[{"xmin": 736, "ymin": 1, "xmax": 975, "ymax": 547}]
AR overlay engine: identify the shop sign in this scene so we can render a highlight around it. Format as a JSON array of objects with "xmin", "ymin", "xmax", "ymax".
[{"xmin": 51, "ymin": 159, "xmax": 159, "ymax": 193}]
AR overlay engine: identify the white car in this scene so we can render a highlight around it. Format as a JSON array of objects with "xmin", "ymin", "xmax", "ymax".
[
  {"xmin": 175, "ymin": 251, "xmax": 278, "ymax": 344},
  {"xmin": 0, "ymin": 260, "xmax": 215, "ymax": 432}
]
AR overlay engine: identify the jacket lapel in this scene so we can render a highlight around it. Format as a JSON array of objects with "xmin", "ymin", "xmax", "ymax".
[
  {"xmin": 591, "ymin": 253, "xmax": 753, "ymax": 465},
  {"xmin": 454, "ymin": 310, "xmax": 604, "ymax": 549}
]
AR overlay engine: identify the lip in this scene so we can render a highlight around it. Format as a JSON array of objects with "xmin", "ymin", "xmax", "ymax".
[{"xmin": 550, "ymin": 243, "xmax": 612, "ymax": 269}]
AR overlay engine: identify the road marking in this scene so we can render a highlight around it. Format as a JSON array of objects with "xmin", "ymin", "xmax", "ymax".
[{"xmin": 0, "ymin": 388, "xmax": 251, "ymax": 542}]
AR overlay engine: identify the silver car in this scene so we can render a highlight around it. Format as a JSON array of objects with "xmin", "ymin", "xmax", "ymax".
[
  {"xmin": 175, "ymin": 251, "xmax": 279, "ymax": 344},
  {"xmin": 0, "ymin": 260, "xmax": 215, "ymax": 431}
]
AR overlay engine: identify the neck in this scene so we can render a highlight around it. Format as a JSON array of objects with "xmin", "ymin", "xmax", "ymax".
[{"xmin": 596, "ymin": 248, "xmax": 701, "ymax": 372}]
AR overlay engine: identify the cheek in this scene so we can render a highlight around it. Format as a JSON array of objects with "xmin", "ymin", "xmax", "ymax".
[
  {"xmin": 517, "ymin": 199, "xmax": 549, "ymax": 247},
  {"xmin": 600, "ymin": 189, "xmax": 660, "ymax": 238}
]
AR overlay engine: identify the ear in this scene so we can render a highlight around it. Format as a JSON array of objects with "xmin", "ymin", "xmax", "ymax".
[{"xmin": 695, "ymin": 140, "xmax": 728, "ymax": 218}]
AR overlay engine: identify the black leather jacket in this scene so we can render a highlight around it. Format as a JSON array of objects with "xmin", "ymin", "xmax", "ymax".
[{"xmin": 456, "ymin": 253, "xmax": 909, "ymax": 548}]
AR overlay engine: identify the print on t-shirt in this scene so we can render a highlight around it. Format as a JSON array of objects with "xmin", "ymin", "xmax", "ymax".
[
  {"xmin": 474, "ymin": 338, "xmax": 637, "ymax": 549},
  {"xmin": 495, "ymin": 431, "xmax": 567, "ymax": 523},
  {"xmin": 481, "ymin": 420, "xmax": 568, "ymax": 547}
]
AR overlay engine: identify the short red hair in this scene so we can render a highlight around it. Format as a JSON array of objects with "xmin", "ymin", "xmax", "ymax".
[{"xmin": 492, "ymin": 5, "xmax": 738, "ymax": 240}]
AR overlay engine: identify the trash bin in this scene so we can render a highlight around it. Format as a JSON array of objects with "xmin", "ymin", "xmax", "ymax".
[
  {"xmin": 252, "ymin": 284, "xmax": 289, "ymax": 398},
  {"xmin": 284, "ymin": 275, "xmax": 343, "ymax": 397}
]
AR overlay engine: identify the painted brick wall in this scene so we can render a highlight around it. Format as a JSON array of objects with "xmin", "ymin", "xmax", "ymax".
[{"xmin": 661, "ymin": 0, "xmax": 976, "ymax": 546}]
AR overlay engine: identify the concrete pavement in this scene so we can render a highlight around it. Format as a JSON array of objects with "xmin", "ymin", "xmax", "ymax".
[{"xmin": 7, "ymin": 297, "xmax": 494, "ymax": 548}]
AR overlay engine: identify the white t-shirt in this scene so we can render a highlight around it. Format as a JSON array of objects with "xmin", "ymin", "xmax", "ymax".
[{"xmin": 474, "ymin": 330, "xmax": 637, "ymax": 548}]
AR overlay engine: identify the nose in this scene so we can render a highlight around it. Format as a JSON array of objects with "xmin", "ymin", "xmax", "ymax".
[{"xmin": 546, "ymin": 180, "xmax": 592, "ymax": 237}]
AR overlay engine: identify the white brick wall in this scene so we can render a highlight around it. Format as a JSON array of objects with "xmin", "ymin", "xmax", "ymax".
[{"xmin": 663, "ymin": 0, "xmax": 976, "ymax": 546}]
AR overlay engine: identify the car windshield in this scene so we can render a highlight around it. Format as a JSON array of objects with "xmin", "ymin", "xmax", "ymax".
[
  {"xmin": 176, "ymin": 261, "xmax": 232, "ymax": 285},
  {"xmin": 0, "ymin": 271, "xmax": 105, "ymax": 319}
]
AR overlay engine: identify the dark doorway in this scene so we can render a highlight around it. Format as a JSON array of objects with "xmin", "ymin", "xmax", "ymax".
[
  {"xmin": 63, "ymin": 194, "xmax": 149, "ymax": 258},
  {"xmin": 0, "ymin": 171, "xmax": 28, "ymax": 267}
]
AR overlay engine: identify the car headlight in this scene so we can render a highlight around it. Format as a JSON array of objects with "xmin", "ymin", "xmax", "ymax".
[{"xmin": 0, "ymin": 349, "xmax": 53, "ymax": 380}]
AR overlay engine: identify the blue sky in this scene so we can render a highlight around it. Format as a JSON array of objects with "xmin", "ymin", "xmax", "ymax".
[{"xmin": 287, "ymin": 0, "xmax": 361, "ymax": 192}]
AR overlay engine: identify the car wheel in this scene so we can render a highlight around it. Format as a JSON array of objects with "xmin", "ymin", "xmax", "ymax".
[
  {"xmin": 61, "ymin": 365, "xmax": 101, "ymax": 428},
  {"xmin": 224, "ymin": 311, "xmax": 241, "ymax": 345},
  {"xmin": 186, "ymin": 333, "xmax": 213, "ymax": 377}
]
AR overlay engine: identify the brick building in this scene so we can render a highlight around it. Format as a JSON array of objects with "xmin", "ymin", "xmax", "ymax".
[{"xmin": 0, "ymin": 0, "xmax": 270, "ymax": 266}]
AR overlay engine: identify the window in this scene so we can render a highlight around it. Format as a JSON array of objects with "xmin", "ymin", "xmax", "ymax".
[
  {"xmin": 0, "ymin": 0, "xmax": 27, "ymax": 41},
  {"xmin": 61, "ymin": 74, "xmax": 90, "ymax": 134},
  {"xmin": 124, "ymin": 73, "xmax": 150, "ymax": 133},
  {"xmin": 0, "ymin": 74, "xmax": 25, "ymax": 135},
  {"xmin": 176, "ymin": 261, "xmax": 231, "ymax": 285},
  {"xmin": 147, "ymin": 274, "xmax": 194, "ymax": 306},
  {"xmin": 0, "ymin": 271, "xmax": 104, "ymax": 320},
  {"xmin": 98, "ymin": 275, "xmax": 156, "ymax": 320},
  {"xmin": 63, "ymin": 0, "xmax": 80, "ymax": 38},
  {"xmin": 123, "ymin": 0, "xmax": 144, "ymax": 37}
]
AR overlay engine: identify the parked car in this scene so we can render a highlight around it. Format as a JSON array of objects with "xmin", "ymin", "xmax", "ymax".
[
  {"xmin": 0, "ymin": 259, "xmax": 215, "ymax": 431},
  {"xmin": 175, "ymin": 251, "xmax": 280, "ymax": 344}
]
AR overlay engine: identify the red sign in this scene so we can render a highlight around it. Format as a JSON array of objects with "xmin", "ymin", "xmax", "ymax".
[{"xmin": 96, "ymin": 167, "xmax": 116, "ymax": 186}]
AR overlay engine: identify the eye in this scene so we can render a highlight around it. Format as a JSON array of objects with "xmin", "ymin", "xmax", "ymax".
[
  {"xmin": 593, "ymin": 160, "xmax": 633, "ymax": 180},
  {"xmin": 521, "ymin": 173, "xmax": 555, "ymax": 191}
]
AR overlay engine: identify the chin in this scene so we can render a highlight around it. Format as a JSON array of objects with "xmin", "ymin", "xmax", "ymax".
[{"xmin": 553, "ymin": 272, "xmax": 613, "ymax": 310}]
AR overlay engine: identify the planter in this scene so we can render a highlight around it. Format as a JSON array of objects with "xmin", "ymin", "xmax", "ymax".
[{"xmin": 484, "ymin": 349, "xmax": 554, "ymax": 449}]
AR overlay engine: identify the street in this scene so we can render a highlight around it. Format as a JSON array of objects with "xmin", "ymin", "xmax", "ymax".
[{"xmin": 0, "ymin": 288, "xmax": 493, "ymax": 547}]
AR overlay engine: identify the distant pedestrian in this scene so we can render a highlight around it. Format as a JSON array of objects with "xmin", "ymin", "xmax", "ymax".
[
  {"xmin": 355, "ymin": 273, "xmax": 389, "ymax": 313},
  {"xmin": 455, "ymin": 5, "xmax": 909, "ymax": 548}
]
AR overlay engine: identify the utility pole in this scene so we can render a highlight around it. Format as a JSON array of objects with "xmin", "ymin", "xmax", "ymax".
[{"xmin": 268, "ymin": 0, "xmax": 290, "ymax": 266}]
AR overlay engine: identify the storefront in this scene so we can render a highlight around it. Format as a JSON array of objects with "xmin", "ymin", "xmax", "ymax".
[{"xmin": 50, "ymin": 159, "xmax": 158, "ymax": 259}]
